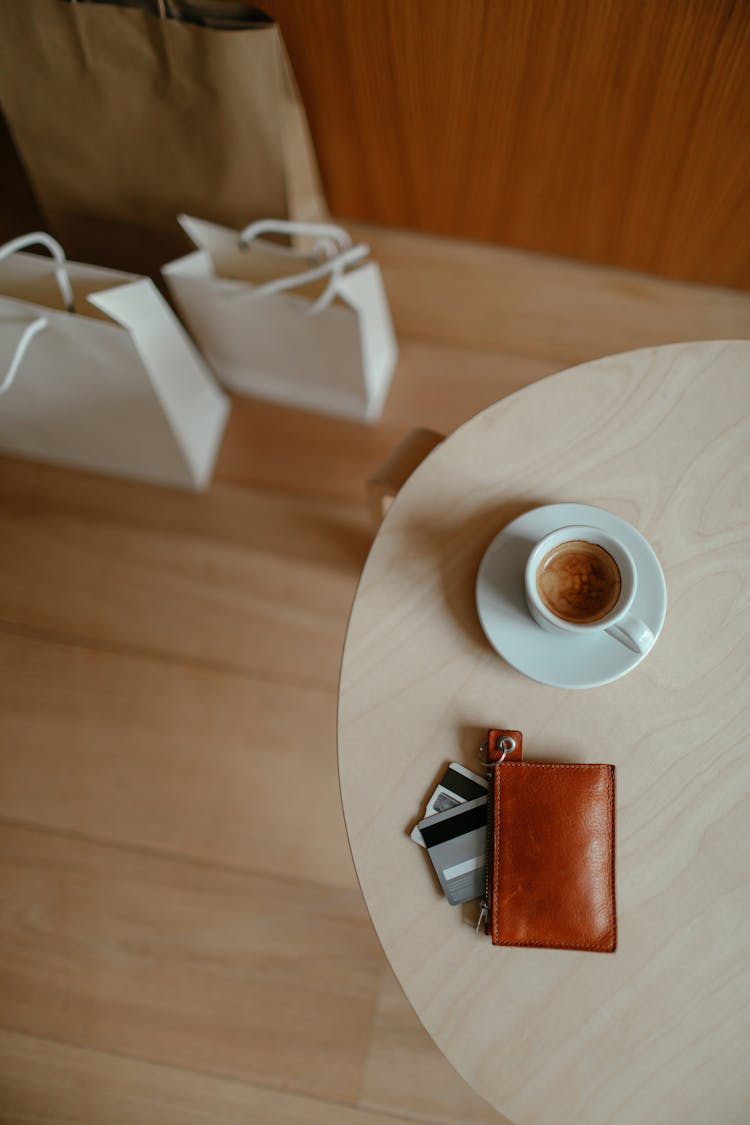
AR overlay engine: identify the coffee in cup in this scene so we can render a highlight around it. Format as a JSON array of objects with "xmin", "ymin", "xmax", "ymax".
[
  {"xmin": 535, "ymin": 539, "xmax": 622, "ymax": 624},
  {"xmin": 524, "ymin": 523, "xmax": 655, "ymax": 654}
]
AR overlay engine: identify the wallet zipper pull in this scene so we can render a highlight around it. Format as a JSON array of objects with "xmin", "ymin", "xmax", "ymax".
[
  {"xmin": 475, "ymin": 902, "xmax": 488, "ymax": 933},
  {"xmin": 478, "ymin": 734, "xmax": 518, "ymax": 936},
  {"xmin": 480, "ymin": 761, "xmax": 495, "ymax": 935},
  {"xmin": 479, "ymin": 752, "xmax": 494, "ymax": 934}
]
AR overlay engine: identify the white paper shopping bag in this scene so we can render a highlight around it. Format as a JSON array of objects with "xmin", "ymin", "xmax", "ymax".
[
  {"xmin": 162, "ymin": 217, "xmax": 398, "ymax": 422},
  {"xmin": 0, "ymin": 233, "xmax": 230, "ymax": 489}
]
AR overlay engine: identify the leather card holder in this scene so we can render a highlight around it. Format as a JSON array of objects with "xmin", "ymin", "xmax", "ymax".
[{"xmin": 485, "ymin": 732, "xmax": 616, "ymax": 953}]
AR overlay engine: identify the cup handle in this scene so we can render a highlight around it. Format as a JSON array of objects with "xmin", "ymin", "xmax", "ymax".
[{"xmin": 606, "ymin": 612, "xmax": 654, "ymax": 654}]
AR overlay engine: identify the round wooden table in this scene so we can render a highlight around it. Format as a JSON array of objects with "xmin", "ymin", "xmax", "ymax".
[{"xmin": 338, "ymin": 342, "xmax": 750, "ymax": 1124}]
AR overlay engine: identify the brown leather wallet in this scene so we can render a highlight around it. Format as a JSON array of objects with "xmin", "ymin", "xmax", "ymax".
[{"xmin": 480, "ymin": 729, "xmax": 616, "ymax": 953}]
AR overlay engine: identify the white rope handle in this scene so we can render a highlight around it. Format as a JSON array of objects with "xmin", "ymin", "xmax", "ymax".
[
  {"xmin": 243, "ymin": 242, "xmax": 370, "ymax": 315},
  {"xmin": 238, "ymin": 219, "xmax": 353, "ymax": 254},
  {"xmin": 0, "ymin": 315, "xmax": 48, "ymax": 395},
  {"xmin": 0, "ymin": 232, "xmax": 74, "ymax": 312}
]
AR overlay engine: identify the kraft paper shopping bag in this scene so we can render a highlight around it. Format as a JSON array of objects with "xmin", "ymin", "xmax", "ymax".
[
  {"xmin": 0, "ymin": 0, "xmax": 327, "ymax": 276},
  {"xmin": 0, "ymin": 233, "xmax": 230, "ymax": 489}
]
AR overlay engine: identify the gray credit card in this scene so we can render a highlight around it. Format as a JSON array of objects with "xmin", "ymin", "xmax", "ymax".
[{"xmin": 418, "ymin": 795, "xmax": 487, "ymax": 905}]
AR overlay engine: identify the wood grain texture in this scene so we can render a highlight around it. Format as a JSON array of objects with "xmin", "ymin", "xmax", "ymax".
[
  {"xmin": 352, "ymin": 223, "xmax": 750, "ymax": 363},
  {"xmin": 0, "ymin": 459, "xmax": 368, "ymax": 687},
  {"xmin": 1, "ymin": 228, "xmax": 749, "ymax": 1123},
  {"xmin": 0, "ymin": 823, "xmax": 383, "ymax": 1105},
  {"xmin": 0, "ymin": 629, "xmax": 356, "ymax": 889},
  {"xmin": 267, "ymin": 0, "xmax": 750, "ymax": 288},
  {"xmin": 0, "ymin": 1030, "xmax": 417, "ymax": 1125},
  {"xmin": 360, "ymin": 965, "xmax": 506, "ymax": 1125},
  {"xmin": 338, "ymin": 341, "xmax": 750, "ymax": 1123}
]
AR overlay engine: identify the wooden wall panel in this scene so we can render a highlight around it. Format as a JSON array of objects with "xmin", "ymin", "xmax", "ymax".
[{"xmin": 267, "ymin": 0, "xmax": 750, "ymax": 288}]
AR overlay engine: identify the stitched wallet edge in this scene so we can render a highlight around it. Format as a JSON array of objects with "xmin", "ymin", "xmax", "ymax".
[{"xmin": 491, "ymin": 762, "xmax": 617, "ymax": 953}]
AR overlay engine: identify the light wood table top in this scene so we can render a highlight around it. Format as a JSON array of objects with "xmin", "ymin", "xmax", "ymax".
[{"xmin": 338, "ymin": 341, "xmax": 750, "ymax": 1124}]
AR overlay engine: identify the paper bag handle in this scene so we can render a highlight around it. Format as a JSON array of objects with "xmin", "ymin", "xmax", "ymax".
[
  {"xmin": 0, "ymin": 232, "xmax": 74, "ymax": 313},
  {"xmin": 0, "ymin": 316, "xmax": 49, "ymax": 395},
  {"xmin": 238, "ymin": 219, "xmax": 353, "ymax": 257},
  {"xmin": 246, "ymin": 242, "xmax": 370, "ymax": 315}
]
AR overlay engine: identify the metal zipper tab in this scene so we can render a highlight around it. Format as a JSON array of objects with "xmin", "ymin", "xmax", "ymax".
[{"xmin": 477, "ymin": 734, "xmax": 517, "ymax": 936}]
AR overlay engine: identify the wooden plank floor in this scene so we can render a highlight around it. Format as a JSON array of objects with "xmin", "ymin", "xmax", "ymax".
[{"xmin": 1, "ymin": 225, "xmax": 748, "ymax": 1124}]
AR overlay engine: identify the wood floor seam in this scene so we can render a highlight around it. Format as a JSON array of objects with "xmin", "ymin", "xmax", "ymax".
[
  {"xmin": 0, "ymin": 617, "xmax": 338, "ymax": 695},
  {"xmin": 0, "ymin": 1027, "xmax": 384, "ymax": 1119},
  {"xmin": 0, "ymin": 815, "xmax": 362, "ymax": 900}
]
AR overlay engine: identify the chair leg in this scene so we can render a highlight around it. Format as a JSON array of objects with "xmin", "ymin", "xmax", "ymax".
[{"xmin": 366, "ymin": 428, "xmax": 445, "ymax": 527}]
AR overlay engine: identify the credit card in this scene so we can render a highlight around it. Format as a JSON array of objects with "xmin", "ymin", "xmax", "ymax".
[
  {"xmin": 410, "ymin": 763, "xmax": 487, "ymax": 847},
  {"xmin": 418, "ymin": 795, "xmax": 487, "ymax": 905}
]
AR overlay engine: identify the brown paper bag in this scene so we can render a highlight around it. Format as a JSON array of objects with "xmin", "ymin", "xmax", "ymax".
[{"xmin": 0, "ymin": 0, "xmax": 327, "ymax": 276}]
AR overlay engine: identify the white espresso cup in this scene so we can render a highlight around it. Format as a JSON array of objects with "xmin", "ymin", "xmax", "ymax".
[{"xmin": 524, "ymin": 524, "xmax": 654, "ymax": 654}]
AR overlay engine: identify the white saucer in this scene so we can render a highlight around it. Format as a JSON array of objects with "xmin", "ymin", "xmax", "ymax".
[{"xmin": 475, "ymin": 503, "xmax": 667, "ymax": 689}]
